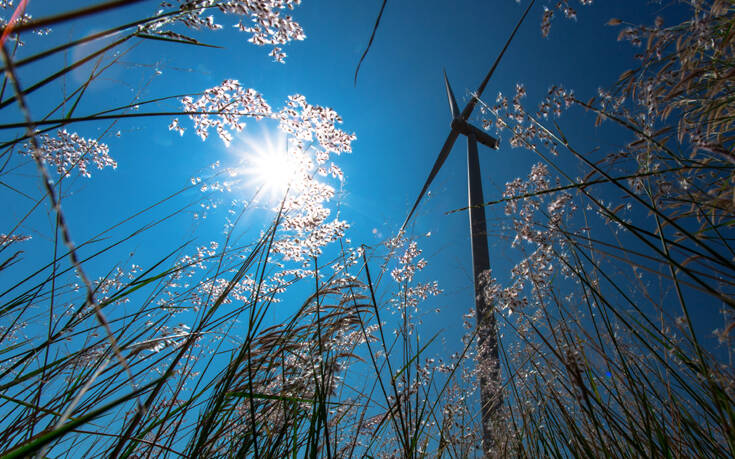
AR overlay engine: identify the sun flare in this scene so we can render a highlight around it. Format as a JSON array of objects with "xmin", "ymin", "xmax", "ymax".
[
  {"xmin": 251, "ymin": 147, "xmax": 296, "ymax": 191},
  {"xmin": 238, "ymin": 129, "xmax": 306, "ymax": 198}
]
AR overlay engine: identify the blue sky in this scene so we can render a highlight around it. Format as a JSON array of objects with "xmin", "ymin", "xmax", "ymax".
[
  {"xmin": 2, "ymin": 1, "xmax": 732, "ymax": 455},
  {"xmin": 1, "ymin": 0, "xmax": 710, "ymax": 361},
  {"xmin": 3, "ymin": 0, "xmax": 727, "ymax": 417}
]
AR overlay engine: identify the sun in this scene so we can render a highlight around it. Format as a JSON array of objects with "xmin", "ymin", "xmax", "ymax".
[
  {"xmin": 237, "ymin": 129, "xmax": 307, "ymax": 198},
  {"xmin": 250, "ymin": 146, "xmax": 296, "ymax": 192}
]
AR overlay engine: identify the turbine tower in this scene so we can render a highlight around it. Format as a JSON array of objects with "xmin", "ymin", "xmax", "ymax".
[{"xmin": 400, "ymin": 0, "xmax": 535, "ymax": 451}]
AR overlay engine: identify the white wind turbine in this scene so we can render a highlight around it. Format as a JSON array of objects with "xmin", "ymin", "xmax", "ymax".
[{"xmin": 401, "ymin": 0, "xmax": 536, "ymax": 449}]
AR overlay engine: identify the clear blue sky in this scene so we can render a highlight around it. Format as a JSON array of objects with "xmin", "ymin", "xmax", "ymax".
[
  {"xmin": 3, "ymin": 0, "xmax": 718, "ymax": 415},
  {"xmin": 4, "ymin": 2, "xmax": 730, "ymax": 455},
  {"xmin": 1, "ymin": 0, "xmax": 704, "ymax": 359}
]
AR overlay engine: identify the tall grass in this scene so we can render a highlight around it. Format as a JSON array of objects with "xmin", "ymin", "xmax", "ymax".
[
  {"xmin": 472, "ymin": 0, "xmax": 735, "ymax": 456},
  {"xmin": 0, "ymin": 0, "xmax": 732, "ymax": 458}
]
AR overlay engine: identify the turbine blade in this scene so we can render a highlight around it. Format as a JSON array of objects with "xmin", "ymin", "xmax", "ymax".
[
  {"xmin": 459, "ymin": 0, "xmax": 536, "ymax": 120},
  {"xmin": 401, "ymin": 129, "xmax": 460, "ymax": 231},
  {"xmin": 443, "ymin": 69, "xmax": 460, "ymax": 120}
]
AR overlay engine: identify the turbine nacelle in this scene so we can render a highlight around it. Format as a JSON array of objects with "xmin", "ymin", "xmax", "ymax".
[
  {"xmin": 443, "ymin": 70, "xmax": 499, "ymax": 150},
  {"xmin": 450, "ymin": 117, "xmax": 499, "ymax": 150}
]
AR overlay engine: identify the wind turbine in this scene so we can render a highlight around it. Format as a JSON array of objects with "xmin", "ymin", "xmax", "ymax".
[{"xmin": 400, "ymin": 0, "xmax": 536, "ymax": 451}]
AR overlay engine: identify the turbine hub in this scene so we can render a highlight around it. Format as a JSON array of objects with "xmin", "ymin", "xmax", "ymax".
[{"xmin": 451, "ymin": 118, "xmax": 500, "ymax": 150}]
